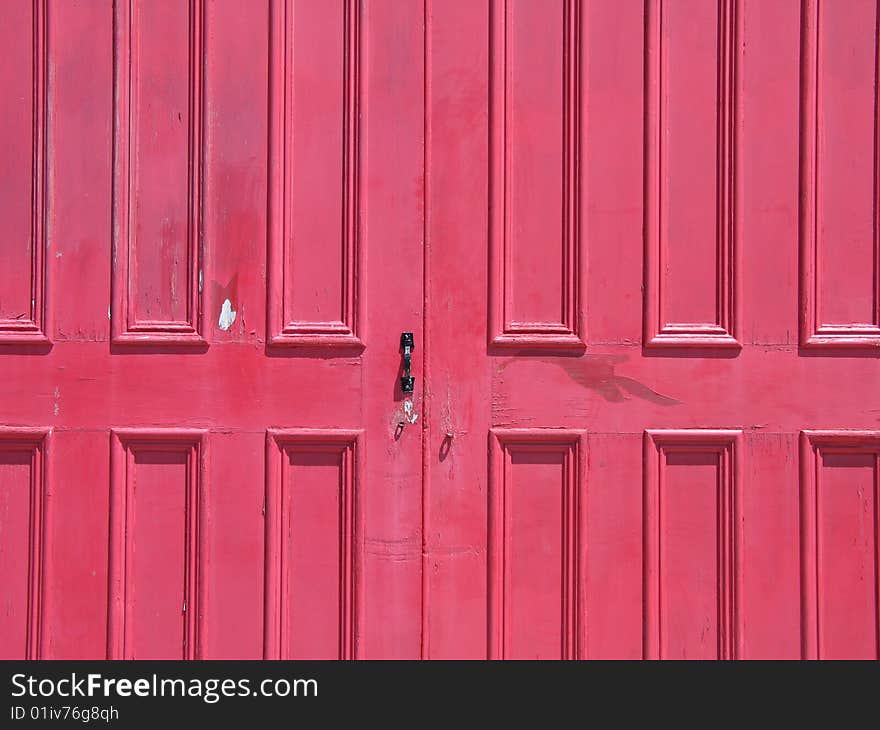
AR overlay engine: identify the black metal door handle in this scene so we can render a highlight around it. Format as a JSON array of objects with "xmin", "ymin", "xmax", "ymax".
[{"xmin": 400, "ymin": 332, "xmax": 414, "ymax": 393}]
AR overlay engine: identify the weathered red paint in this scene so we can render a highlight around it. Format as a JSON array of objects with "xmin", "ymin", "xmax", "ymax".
[{"xmin": 1, "ymin": 0, "xmax": 878, "ymax": 661}]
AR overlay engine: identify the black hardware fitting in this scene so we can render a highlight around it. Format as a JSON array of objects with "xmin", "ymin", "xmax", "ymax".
[{"xmin": 400, "ymin": 332, "xmax": 415, "ymax": 393}]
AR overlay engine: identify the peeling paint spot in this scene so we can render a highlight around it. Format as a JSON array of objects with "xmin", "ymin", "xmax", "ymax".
[
  {"xmin": 53, "ymin": 387, "xmax": 60, "ymax": 417},
  {"xmin": 403, "ymin": 399, "xmax": 419, "ymax": 425},
  {"xmin": 55, "ymin": 251, "xmax": 62, "ymax": 258},
  {"xmin": 219, "ymin": 298, "xmax": 237, "ymax": 330}
]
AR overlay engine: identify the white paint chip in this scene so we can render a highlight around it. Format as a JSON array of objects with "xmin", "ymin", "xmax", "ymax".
[
  {"xmin": 403, "ymin": 399, "xmax": 419, "ymax": 425},
  {"xmin": 219, "ymin": 298, "xmax": 237, "ymax": 330}
]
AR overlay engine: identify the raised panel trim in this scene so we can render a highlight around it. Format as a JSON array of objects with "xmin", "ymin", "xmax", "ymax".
[
  {"xmin": 488, "ymin": 0, "xmax": 585, "ymax": 349},
  {"xmin": 643, "ymin": 0, "xmax": 741, "ymax": 349},
  {"xmin": 643, "ymin": 429, "xmax": 743, "ymax": 659},
  {"xmin": 799, "ymin": 430, "xmax": 880, "ymax": 659},
  {"xmin": 488, "ymin": 428, "xmax": 586, "ymax": 659},
  {"xmin": 107, "ymin": 429, "xmax": 206, "ymax": 659},
  {"xmin": 0, "ymin": 427, "xmax": 50, "ymax": 659},
  {"xmin": 799, "ymin": 0, "xmax": 880, "ymax": 348},
  {"xmin": 264, "ymin": 428, "xmax": 362, "ymax": 659},
  {"xmin": 0, "ymin": 3, "xmax": 49, "ymax": 344},
  {"xmin": 111, "ymin": 0, "xmax": 205, "ymax": 345},
  {"xmin": 267, "ymin": 0, "xmax": 363, "ymax": 348}
]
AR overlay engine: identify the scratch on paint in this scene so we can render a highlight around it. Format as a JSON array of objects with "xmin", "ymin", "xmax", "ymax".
[
  {"xmin": 53, "ymin": 387, "xmax": 60, "ymax": 417},
  {"xmin": 218, "ymin": 299, "xmax": 237, "ymax": 330}
]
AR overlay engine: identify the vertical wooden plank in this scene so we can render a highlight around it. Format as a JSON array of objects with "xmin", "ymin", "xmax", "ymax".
[
  {"xmin": 423, "ymin": 0, "xmax": 492, "ymax": 659},
  {"xmin": 359, "ymin": 0, "xmax": 424, "ymax": 659},
  {"xmin": 203, "ymin": 0, "xmax": 267, "ymax": 345},
  {"xmin": 584, "ymin": 433, "xmax": 642, "ymax": 659},
  {"xmin": 42, "ymin": 430, "xmax": 109, "ymax": 659},
  {"xmin": 740, "ymin": 432, "xmax": 801, "ymax": 659}
]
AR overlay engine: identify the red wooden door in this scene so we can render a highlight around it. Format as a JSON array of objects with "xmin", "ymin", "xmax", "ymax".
[
  {"xmin": 423, "ymin": 0, "xmax": 880, "ymax": 659},
  {"xmin": 3, "ymin": 0, "xmax": 879, "ymax": 662},
  {"xmin": 0, "ymin": 0, "xmax": 424, "ymax": 659}
]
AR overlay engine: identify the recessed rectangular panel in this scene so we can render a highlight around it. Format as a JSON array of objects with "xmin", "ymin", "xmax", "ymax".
[
  {"xmin": 265, "ymin": 430, "xmax": 360, "ymax": 659},
  {"xmin": 489, "ymin": 0, "xmax": 584, "ymax": 348},
  {"xmin": 130, "ymin": 450, "xmax": 188, "ymax": 659},
  {"xmin": 108, "ymin": 430, "xmax": 204, "ymax": 659},
  {"xmin": 489, "ymin": 430, "xmax": 584, "ymax": 659},
  {"xmin": 644, "ymin": 431, "xmax": 742, "ymax": 659},
  {"xmin": 112, "ymin": 0, "xmax": 204, "ymax": 344},
  {"xmin": 267, "ymin": 0, "xmax": 362, "ymax": 347},
  {"xmin": 800, "ymin": 0, "xmax": 880, "ymax": 346},
  {"xmin": 0, "ymin": 1, "xmax": 47, "ymax": 342},
  {"xmin": 662, "ymin": 451, "xmax": 721, "ymax": 659},
  {"xmin": 0, "ymin": 429, "xmax": 48, "ymax": 659},
  {"xmin": 800, "ymin": 432, "xmax": 879, "ymax": 659},
  {"xmin": 644, "ymin": 0, "xmax": 739, "ymax": 347}
]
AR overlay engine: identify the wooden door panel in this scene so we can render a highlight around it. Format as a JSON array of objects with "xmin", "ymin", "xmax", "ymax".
[
  {"xmin": 108, "ymin": 430, "xmax": 205, "ymax": 660},
  {"xmin": 0, "ymin": 429, "xmax": 48, "ymax": 659},
  {"xmin": 644, "ymin": 431, "xmax": 742, "ymax": 660},
  {"xmin": 267, "ymin": 0, "xmax": 362, "ymax": 347},
  {"xmin": 801, "ymin": 432, "xmax": 880, "ymax": 659},
  {"xmin": 4, "ymin": 0, "xmax": 879, "ymax": 662},
  {"xmin": 1, "ymin": 0, "xmax": 425, "ymax": 660},
  {"xmin": 264, "ymin": 430, "xmax": 360, "ymax": 660},
  {"xmin": 489, "ymin": 0, "xmax": 584, "ymax": 348},
  {"xmin": 644, "ymin": 0, "xmax": 738, "ymax": 347},
  {"xmin": 488, "ymin": 430, "xmax": 585, "ymax": 659},
  {"xmin": 0, "ymin": 0, "xmax": 47, "ymax": 343},
  {"xmin": 112, "ymin": 0, "xmax": 205, "ymax": 344},
  {"xmin": 426, "ymin": 0, "xmax": 880, "ymax": 660},
  {"xmin": 800, "ymin": 0, "xmax": 880, "ymax": 346}
]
